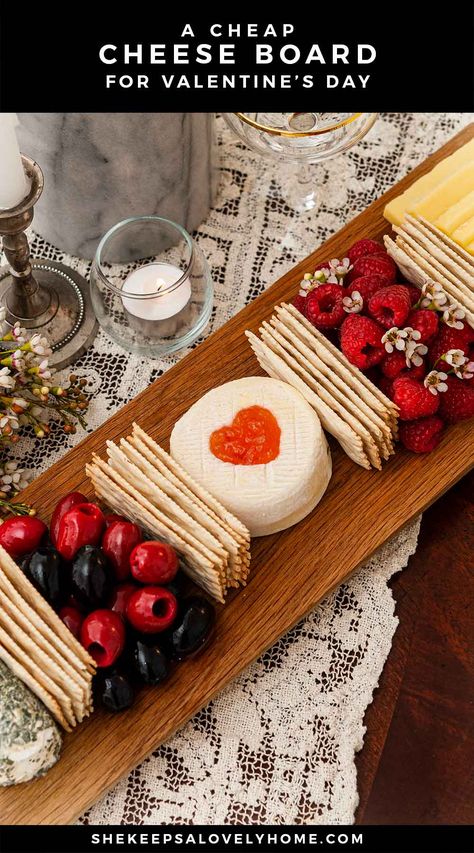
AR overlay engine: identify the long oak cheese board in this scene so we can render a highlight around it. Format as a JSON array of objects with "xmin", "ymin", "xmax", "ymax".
[{"xmin": 1, "ymin": 123, "xmax": 473, "ymax": 825}]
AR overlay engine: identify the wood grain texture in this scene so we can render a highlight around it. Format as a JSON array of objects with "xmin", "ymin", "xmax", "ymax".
[
  {"xmin": 1, "ymin": 124, "xmax": 473, "ymax": 825},
  {"xmin": 355, "ymin": 473, "xmax": 474, "ymax": 824}
]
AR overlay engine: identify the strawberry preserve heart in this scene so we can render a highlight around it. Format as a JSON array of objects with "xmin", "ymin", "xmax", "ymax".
[{"xmin": 209, "ymin": 405, "xmax": 281, "ymax": 465}]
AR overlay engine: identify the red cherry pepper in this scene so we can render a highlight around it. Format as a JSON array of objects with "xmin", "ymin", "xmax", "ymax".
[
  {"xmin": 0, "ymin": 516, "xmax": 47, "ymax": 558},
  {"xmin": 80, "ymin": 609, "xmax": 125, "ymax": 668},
  {"xmin": 126, "ymin": 586, "xmax": 178, "ymax": 634},
  {"xmin": 50, "ymin": 491, "xmax": 87, "ymax": 548},
  {"xmin": 130, "ymin": 540, "xmax": 179, "ymax": 585},
  {"xmin": 56, "ymin": 503, "xmax": 105, "ymax": 561},
  {"xmin": 59, "ymin": 605, "xmax": 83, "ymax": 640},
  {"xmin": 102, "ymin": 521, "xmax": 142, "ymax": 582},
  {"xmin": 108, "ymin": 582, "xmax": 137, "ymax": 619}
]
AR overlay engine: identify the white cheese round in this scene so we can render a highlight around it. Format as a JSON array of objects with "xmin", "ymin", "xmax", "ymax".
[{"xmin": 170, "ymin": 377, "xmax": 332, "ymax": 536}]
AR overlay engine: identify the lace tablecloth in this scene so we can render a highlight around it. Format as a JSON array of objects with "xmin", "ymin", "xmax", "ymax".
[{"xmin": 9, "ymin": 113, "xmax": 471, "ymax": 824}]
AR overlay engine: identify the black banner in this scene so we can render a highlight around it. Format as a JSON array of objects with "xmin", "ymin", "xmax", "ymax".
[
  {"xmin": 0, "ymin": 824, "xmax": 473, "ymax": 853},
  {"xmin": 0, "ymin": 8, "xmax": 473, "ymax": 111}
]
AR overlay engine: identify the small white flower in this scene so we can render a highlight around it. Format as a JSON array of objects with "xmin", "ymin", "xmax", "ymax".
[
  {"xmin": 12, "ymin": 322, "xmax": 27, "ymax": 343},
  {"xmin": 424, "ymin": 370, "xmax": 448, "ymax": 395},
  {"xmin": 453, "ymin": 359, "xmax": 474, "ymax": 379},
  {"xmin": 0, "ymin": 366, "xmax": 15, "ymax": 391},
  {"xmin": 12, "ymin": 397, "xmax": 28, "ymax": 410},
  {"xmin": 37, "ymin": 359, "xmax": 51, "ymax": 380},
  {"xmin": 29, "ymin": 334, "xmax": 52, "ymax": 357},
  {"xmin": 342, "ymin": 290, "xmax": 363, "ymax": 314},
  {"xmin": 300, "ymin": 278, "xmax": 313, "ymax": 292},
  {"xmin": 405, "ymin": 339, "xmax": 428, "ymax": 367},
  {"xmin": 381, "ymin": 327, "xmax": 409, "ymax": 353},
  {"xmin": 314, "ymin": 268, "xmax": 330, "ymax": 282},
  {"xmin": 442, "ymin": 305, "xmax": 465, "ymax": 329},
  {"xmin": 444, "ymin": 348, "xmax": 467, "ymax": 368},
  {"xmin": 420, "ymin": 280, "xmax": 448, "ymax": 309},
  {"xmin": 12, "ymin": 349, "xmax": 25, "ymax": 372}
]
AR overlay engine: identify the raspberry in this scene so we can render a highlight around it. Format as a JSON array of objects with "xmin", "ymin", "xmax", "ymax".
[
  {"xmin": 367, "ymin": 285, "xmax": 411, "ymax": 329},
  {"xmin": 381, "ymin": 351, "xmax": 406, "ymax": 379},
  {"xmin": 381, "ymin": 351, "xmax": 426, "ymax": 380},
  {"xmin": 347, "ymin": 254, "xmax": 397, "ymax": 285},
  {"xmin": 340, "ymin": 315, "xmax": 385, "ymax": 370},
  {"xmin": 437, "ymin": 376, "xmax": 474, "ymax": 423},
  {"xmin": 305, "ymin": 284, "xmax": 345, "ymax": 330},
  {"xmin": 347, "ymin": 238, "xmax": 384, "ymax": 265},
  {"xmin": 344, "ymin": 274, "xmax": 386, "ymax": 305},
  {"xmin": 293, "ymin": 294, "xmax": 308, "ymax": 316},
  {"xmin": 405, "ymin": 284, "xmax": 421, "ymax": 307},
  {"xmin": 407, "ymin": 308, "xmax": 439, "ymax": 342},
  {"xmin": 377, "ymin": 375, "xmax": 395, "ymax": 399},
  {"xmin": 392, "ymin": 376, "xmax": 440, "ymax": 420},
  {"xmin": 428, "ymin": 323, "xmax": 474, "ymax": 368},
  {"xmin": 399, "ymin": 416, "xmax": 444, "ymax": 453}
]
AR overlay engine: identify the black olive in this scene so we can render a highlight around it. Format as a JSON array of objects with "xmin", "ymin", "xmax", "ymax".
[
  {"xmin": 71, "ymin": 545, "xmax": 113, "ymax": 610},
  {"xmin": 133, "ymin": 639, "xmax": 170, "ymax": 686},
  {"xmin": 165, "ymin": 569, "xmax": 186, "ymax": 598},
  {"xmin": 98, "ymin": 670, "xmax": 134, "ymax": 712},
  {"xmin": 25, "ymin": 547, "xmax": 69, "ymax": 608},
  {"xmin": 167, "ymin": 596, "xmax": 215, "ymax": 661}
]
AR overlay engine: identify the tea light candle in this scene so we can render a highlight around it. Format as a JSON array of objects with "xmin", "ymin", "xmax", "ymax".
[
  {"xmin": 0, "ymin": 114, "xmax": 28, "ymax": 209},
  {"xmin": 121, "ymin": 263, "xmax": 191, "ymax": 321}
]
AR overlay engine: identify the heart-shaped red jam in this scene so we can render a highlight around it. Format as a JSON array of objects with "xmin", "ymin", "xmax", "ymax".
[{"xmin": 210, "ymin": 405, "xmax": 281, "ymax": 465}]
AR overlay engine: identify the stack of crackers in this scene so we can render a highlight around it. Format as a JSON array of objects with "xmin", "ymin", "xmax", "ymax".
[
  {"xmin": 246, "ymin": 303, "xmax": 399, "ymax": 470},
  {"xmin": 0, "ymin": 545, "xmax": 95, "ymax": 731},
  {"xmin": 385, "ymin": 214, "xmax": 474, "ymax": 328},
  {"xmin": 86, "ymin": 424, "xmax": 251, "ymax": 605}
]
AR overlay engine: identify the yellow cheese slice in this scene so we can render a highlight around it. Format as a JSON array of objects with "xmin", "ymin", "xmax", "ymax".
[
  {"xmin": 411, "ymin": 162, "xmax": 474, "ymax": 221},
  {"xmin": 436, "ymin": 190, "xmax": 474, "ymax": 233},
  {"xmin": 452, "ymin": 215, "xmax": 474, "ymax": 248},
  {"xmin": 384, "ymin": 138, "xmax": 474, "ymax": 225}
]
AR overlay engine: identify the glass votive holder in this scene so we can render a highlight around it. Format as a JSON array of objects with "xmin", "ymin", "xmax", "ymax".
[{"xmin": 90, "ymin": 216, "xmax": 213, "ymax": 356}]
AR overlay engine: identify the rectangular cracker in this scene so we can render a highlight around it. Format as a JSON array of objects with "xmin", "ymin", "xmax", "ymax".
[
  {"xmin": 121, "ymin": 436, "xmax": 244, "ymax": 586},
  {"xmin": 394, "ymin": 229, "xmax": 474, "ymax": 309},
  {"xmin": 132, "ymin": 425, "xmax": 250, "ymax": 544},
  {"xmin": 0, "ymin": 546, "xmax": 95, "ymax": 674},
  {"xmin": 0, "ymin": 602, "xmax": 85, "ymax": 722},
  {"xmin": 404, "ymin": 215, "xmax": 474, "ymax": 285},
  {"xmin": 271, "ymin": 315, "xmax": 394, "ymax": 460},
  {"xmin": 106, "ymin": 441, "xmax": 229, "ymax": 569},
  {"xmin": 246, "ymin": 331, "xmax": 371, "ymax": 469},
  {"xmin": 417, "ymin": 215, "xmax": 474, "ymax": 270},
  {"xmin": 87, "ymin": 461, "xmax": 226, "ymax": 603},
  {"xmin": 278, "ymin": 304, "xmax": 399, "ymax": 430},
  {"xmin": 0, "ymin": 623, "xmax": 76, "ymax": 728},
  {"xmin": 260, "ymin": 322, "xmax": 382, "ymax": 469},
  {"xmin": 0, "ymin": 586, "xmax": 90, "ymax": 720}
]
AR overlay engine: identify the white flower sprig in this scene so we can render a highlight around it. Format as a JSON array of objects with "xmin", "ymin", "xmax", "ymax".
[
  {"xmin": 0, "ymin": 321, "xmax": 91, "ymax": 516},
  {"xmin": 424, "ymin": 370, "xmax": 448, "ymax": 395},
  {"xmin": 342, "ymin": 290, "xmax": 363, "ymax": 314},
  {"xmin": 443, "ymin": 348, "xmax": 467, "ymax": 368},
  {"xmin": 381, "ymin": 326, "xmax": 427, "ymax": 366},
  {"xmin": 455, "ymin": 360, "xmax": 474, "ymax": 380},
  {"xmin": 442, "ymin": 306, "xmax": 465, "ymax": 329},
  {"xmin": 420, "ymin": 281, "xmax": 448, "ymax": 310},
  {"xmin": 314, "ymin": 257, "xmax": 352, "ymax": 286}
]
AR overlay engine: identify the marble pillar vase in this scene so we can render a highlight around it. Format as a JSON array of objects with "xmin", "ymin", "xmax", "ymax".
[{"xmin": 17, "ymin": 113, "xmax": 217, "ymax": 260}]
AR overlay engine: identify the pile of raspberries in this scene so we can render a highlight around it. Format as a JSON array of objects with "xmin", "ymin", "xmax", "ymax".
[{"xmin": 294, "ymin": 238, "xmax": 474, "ymax": 453}]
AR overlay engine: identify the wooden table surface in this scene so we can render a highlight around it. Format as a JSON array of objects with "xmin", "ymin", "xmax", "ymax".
[{"xmin": 355, "ymin": 471, "xmax": 474, "ymax": 824}]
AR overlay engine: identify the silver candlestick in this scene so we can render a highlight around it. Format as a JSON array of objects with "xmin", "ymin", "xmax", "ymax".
[{"xmin": 0, "ymin": 155, "xmax": 97, "ymax": 368}]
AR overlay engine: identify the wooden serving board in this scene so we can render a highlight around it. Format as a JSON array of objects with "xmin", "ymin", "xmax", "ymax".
[{"xmin": 1, "ymin": 124, "xmax": 473, "ymax": 825}]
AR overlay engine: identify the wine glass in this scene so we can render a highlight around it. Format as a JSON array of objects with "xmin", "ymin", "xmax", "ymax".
[{"xmin": 222, "ymin": 112, "xmax": 378, "ymax": 213}]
